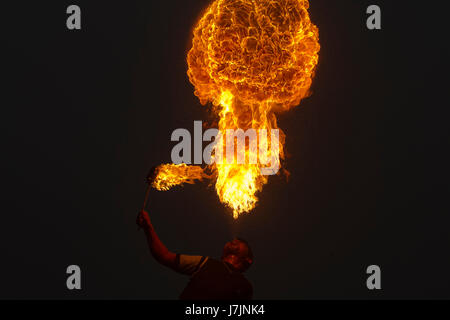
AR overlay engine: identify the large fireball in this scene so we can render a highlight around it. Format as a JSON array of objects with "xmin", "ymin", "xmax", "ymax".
[{"xmin": 187, "ymin": 0, "xmax": 320, "ymax": 108}]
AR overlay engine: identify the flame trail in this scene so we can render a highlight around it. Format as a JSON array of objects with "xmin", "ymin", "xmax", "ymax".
[{"xmin": 152, "ymin": 0, "xmax": 320, "ymax": 218}]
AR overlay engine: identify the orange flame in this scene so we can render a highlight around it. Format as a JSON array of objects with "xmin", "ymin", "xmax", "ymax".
[
  {"xmin": 151, "ymin": 164, "xmax": 208, "ymax": 191},
  {"xmin": 152, "ymin": 0, "xmax": 320, "ymax": 218}
]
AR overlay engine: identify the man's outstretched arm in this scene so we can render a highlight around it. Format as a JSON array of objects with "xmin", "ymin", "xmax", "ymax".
[{"xmin": 137, "ymin": 210, "xmax": 177, "ymax": 269}]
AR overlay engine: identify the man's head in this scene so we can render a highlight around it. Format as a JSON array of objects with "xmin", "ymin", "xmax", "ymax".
[{"xmin": 221, "ymin": 238, "xmax": 253, "ymax": 273}]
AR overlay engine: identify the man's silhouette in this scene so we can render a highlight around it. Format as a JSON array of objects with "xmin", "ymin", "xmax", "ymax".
[{"xmin": 137, "ymin": 209, "xmax": 253, "ymax": 299}]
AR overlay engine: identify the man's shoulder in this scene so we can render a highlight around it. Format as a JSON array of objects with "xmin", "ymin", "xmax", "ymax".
[{"xmin": 174, "ymin": 254, "xmax": 209, "ymax": 276}]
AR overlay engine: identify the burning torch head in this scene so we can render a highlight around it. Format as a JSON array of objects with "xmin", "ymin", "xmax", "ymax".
[
  {"xmin": 145, "ymin": 166, "xmax": 158, "ymax": 185},
  {"xmin": 222, "ymin": 238, "xmax": 254, "ymax": 273}
]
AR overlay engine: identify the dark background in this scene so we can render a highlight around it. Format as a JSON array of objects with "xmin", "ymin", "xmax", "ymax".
[{"xmin": 2, "ymin": 0, "xmax": 449, "ymax": 299}]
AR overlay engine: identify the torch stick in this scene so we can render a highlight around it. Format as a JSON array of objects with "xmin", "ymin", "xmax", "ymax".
[
  {"xmin": 142, "ymin": 184, "xmax": 151, "ymax": 211},
  {"xmin": 142, "ymin": 166, "xmax": 158, "ymax": 211},
  {"xmin": 138, "ymin": 166, "xmax": 158, "ymax": 231}
]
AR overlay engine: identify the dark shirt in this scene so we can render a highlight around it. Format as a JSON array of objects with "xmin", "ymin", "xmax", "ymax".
[{"xmin": 174, "ymin": 254, "xmax": 253, "ymax": 300}]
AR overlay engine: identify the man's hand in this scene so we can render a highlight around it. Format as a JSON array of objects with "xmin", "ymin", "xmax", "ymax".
[{"xmin": 137, "ymin": 209, "xmax": 152, "ymax": 230}]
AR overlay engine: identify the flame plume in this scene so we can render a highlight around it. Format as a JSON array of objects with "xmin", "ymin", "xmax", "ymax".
[{"xmin": 152, "ymin": 0, "xmax": 320, "ymax": 218}]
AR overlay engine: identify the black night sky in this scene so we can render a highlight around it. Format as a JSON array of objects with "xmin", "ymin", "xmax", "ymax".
[{"xmin": 2, "ymin": 0, "xmax": 449, "ymax": 299}]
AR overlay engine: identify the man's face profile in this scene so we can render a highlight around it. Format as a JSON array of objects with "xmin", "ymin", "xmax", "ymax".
[{"xmin": 222, "ymin": 239, "xmax": 253, "ymax": 273}]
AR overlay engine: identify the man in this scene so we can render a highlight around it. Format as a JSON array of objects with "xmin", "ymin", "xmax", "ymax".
[{"xmin": 136, "ymin": 209, "xmax": 253, "ymax": 299}]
